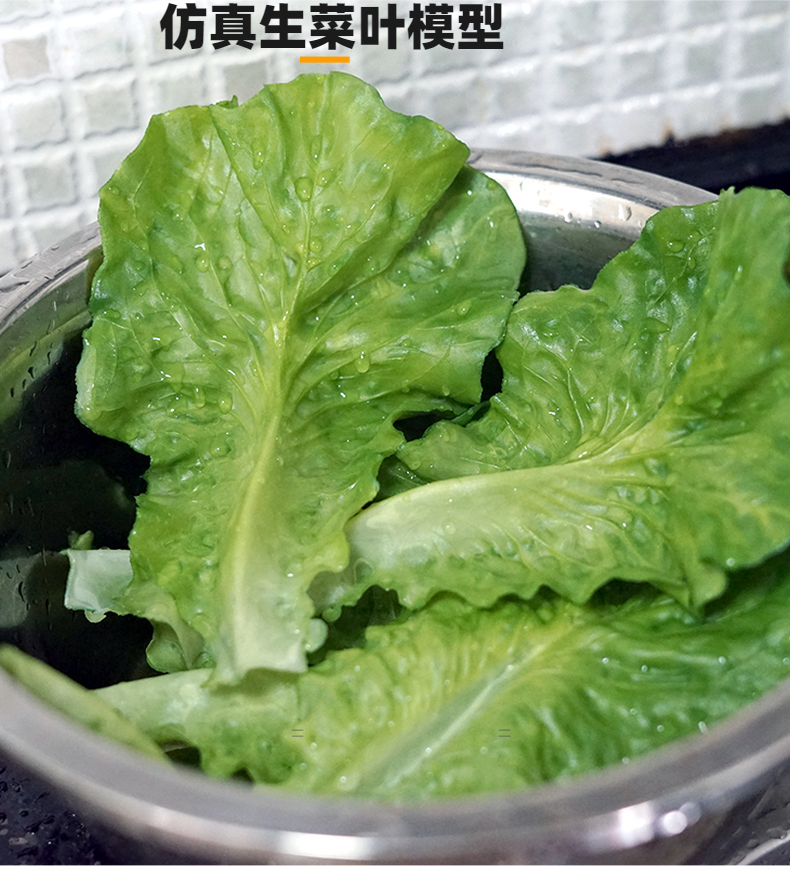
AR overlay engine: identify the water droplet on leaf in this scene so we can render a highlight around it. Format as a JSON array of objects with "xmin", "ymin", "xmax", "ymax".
[
  {"xmin": 354, "ymin": 352, "xmax": 370, "ymax": 373},
  {"xmin": 295, "ymin": 176, "xmax": 313, "ymax": 202}
]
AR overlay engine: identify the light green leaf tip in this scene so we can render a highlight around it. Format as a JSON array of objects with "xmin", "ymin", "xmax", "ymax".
[{"xmin": 0, "ymin": 644, "xmax": 168, "ymax": 762}]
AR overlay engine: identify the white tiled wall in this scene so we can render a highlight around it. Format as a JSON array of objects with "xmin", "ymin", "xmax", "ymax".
[{"xmin": 1, "ymin": 0, "xmax": 789, "ymax": 272}]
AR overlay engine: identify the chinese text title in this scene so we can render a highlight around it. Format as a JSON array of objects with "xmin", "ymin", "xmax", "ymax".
[{"xmin": 161, "ymin": 3, "xmax": 505, "ymax": 51}]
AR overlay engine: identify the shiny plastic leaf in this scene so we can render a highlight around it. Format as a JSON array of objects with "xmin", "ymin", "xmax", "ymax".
[
  {"xmin": 93, "ymin": 549, "xmax": 790, "ymax": 798},
  {"xmin": 75, "ymin": 73, "xmax": 524, "ymax": 680},
  {"xmin": 311, "ymin": 188, "xmax": 790, "ymax": 613}
]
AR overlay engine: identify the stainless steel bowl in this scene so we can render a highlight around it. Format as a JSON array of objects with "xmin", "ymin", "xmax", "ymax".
[{"xmin": 4, "ymin": 150, "xmax": 788, "ymax": 865}]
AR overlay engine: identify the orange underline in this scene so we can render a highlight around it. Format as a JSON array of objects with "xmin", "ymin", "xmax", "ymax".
[{"xmin": 300, "ymin": 55, "xmax": 350, "ymax": 63}]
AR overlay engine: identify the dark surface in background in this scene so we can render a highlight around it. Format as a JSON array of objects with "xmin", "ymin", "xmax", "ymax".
[
  {"xmin": 604, "ymin": 118, "xmax": 790, "ymax": 195},
  {"xmin": 3, "ymin": 120, "xmax": 790, "ymax": 866},
  {"xmin": 0, "ymin": 762, "xmax": 108, "ymax": 865}
]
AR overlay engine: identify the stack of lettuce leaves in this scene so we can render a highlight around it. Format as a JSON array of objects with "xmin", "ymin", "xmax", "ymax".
[{"xmin": 4, "ymin": 72, "xmax": 790, "ymax": 800}]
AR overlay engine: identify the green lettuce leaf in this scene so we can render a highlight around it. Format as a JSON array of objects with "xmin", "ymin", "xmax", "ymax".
[
  {"xmin": 311, "ymin": 187, "xmax": 790, "ymax": 614},
  {"xmin": 75, "ymin": 72, "xmax": 525, "ymax": 680},
  {"xmin": 89, "ymin": 548, "xmax": 790, "ymax": 798},
  {"xmin": 95, "ymin": 667, "xmax": 298, "ymax": 783},
  {"xmin": 63, "ymin": 547, "xmax": 206, "ymax": 672},
  {"xmin": 0, "ymin": 644, "xmax": 168, "ymax": 762},
  {"xmin": 63, "ymin": 546, "xmax": 130, "ymax": 623}
]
